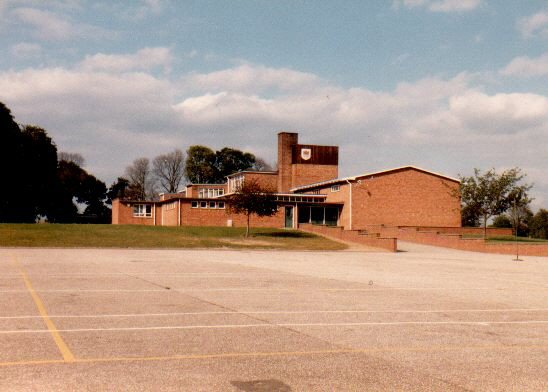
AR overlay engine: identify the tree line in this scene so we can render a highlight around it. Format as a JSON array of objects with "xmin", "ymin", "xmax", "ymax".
[
  {"xmin": 0, "ymin": 102, "xmax": 110, "ymax": 223},
  {"xmin": 110, "ymin": 145, "xmax": 273, "ymax": 200},
  {"xmin": 459, "ymin": 168, "xmax": 547, "ymax": 239}
]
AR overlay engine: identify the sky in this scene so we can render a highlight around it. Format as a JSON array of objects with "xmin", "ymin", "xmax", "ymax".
[{"xmin": 1, "ymin": 0, "xmax": 547, "ymax": 209}]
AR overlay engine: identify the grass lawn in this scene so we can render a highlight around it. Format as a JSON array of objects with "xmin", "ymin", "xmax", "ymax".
[
  {"xmin": 462, "ymin": 233, "xmax": 548, "ymax": 243},
  {"xmin": 0, "ymin": 224, "xmax": 347, "ymax": 250}
]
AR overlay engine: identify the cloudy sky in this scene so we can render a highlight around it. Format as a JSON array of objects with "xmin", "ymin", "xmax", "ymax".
[{"xmin": 1, "ymin": 0, "xmax": 547, "ymax": 208}]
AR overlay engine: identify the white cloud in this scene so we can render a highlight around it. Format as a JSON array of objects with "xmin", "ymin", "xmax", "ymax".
[
  {"xmin": 393, "ymin": 0, "xmax": 482, "ymax": 13},
  {"xmin": 182, "ymin": 64, "xmax": 322, "ymax": 95},
  {"xmin": 500, "ymin": 53, "xmax": 548, "ymax": 78},
  {"xmin": 10, "ymin": 6, "xmax": 112, "ymax": 41},
  {"xmin": 518, "ymin": 10, "xmax": 548, "ymax": 39},
  {"xmin": 79, "ymin": 47, "xmax": 173, "ymax": 73}
]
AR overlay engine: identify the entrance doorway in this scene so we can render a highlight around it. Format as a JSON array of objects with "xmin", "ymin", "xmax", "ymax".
[{"xmin": 285, "ymin": 206, "xmax": 294, "ymax": 228}]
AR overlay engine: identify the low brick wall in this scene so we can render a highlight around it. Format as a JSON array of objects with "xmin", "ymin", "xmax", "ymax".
[
  {"xmin": 299, "ymin": 224, "xmax": 397, "ymax": 252},
  {"xmin": 369, "ymin": 226, "xmax": 548, "ymax": 257}
]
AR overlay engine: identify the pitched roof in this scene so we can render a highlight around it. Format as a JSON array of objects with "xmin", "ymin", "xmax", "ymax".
[{"xmin": 290, "ymin": 165, "xmax": 460, "ymax": 192}]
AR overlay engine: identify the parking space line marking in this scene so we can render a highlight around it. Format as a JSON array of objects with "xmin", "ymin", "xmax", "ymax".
[
  {"xmin": 0, "ymin": 308, "xmax": 547, "ymax": 319},
  {"xmin": 0, "ymin": 287, "xmax": 546, "ymax": 293},
  {"xmin": 17, "ymin": 263, "xmax": 75, "ymax": 362},
  {"xmin": 0, "ymin": 344, "xmax": 547, "ymax": 368},
  {"xmin": 1, "ymin": 319, "xmax": 547, "ymax": 334}
]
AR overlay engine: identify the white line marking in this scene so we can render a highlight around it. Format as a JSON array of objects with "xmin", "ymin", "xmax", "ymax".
[
  {"xmin": 1, "ymin": 320, "xmax": 547, "ymax": 334},
  {"xmin": 0, "ymin": 308, "xmax": 547, "ymax": 320},
  {"xmin": 0, "ymin": 287, "xmax": 546, "ymax": 293}
]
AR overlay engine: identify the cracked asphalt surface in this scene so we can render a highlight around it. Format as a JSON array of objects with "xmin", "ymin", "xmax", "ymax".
[{"xmin": 0, "ymin": 243, "xmax": 546, "ymax": 391}]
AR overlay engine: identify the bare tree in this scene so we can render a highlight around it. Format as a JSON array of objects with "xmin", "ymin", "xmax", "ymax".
[
  {"xmin": 125, "ymin": 158, "xmax": 155, "ymax": 200},
  {"xmin": 153, "ymin": 149, "xmax": 185, "ymax": 193},
  {"xmin": 251, "ymin": 157, "xmax": 274, "ymax": 171},
  {"xmin": 58, "ymin": 152, "xmax": 85, "ymax": 167}
]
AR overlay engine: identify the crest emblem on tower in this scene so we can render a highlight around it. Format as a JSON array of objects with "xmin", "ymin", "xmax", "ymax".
[{"xmin": 300, "ymin": 148, "xmax": 312, "ymax": 160}]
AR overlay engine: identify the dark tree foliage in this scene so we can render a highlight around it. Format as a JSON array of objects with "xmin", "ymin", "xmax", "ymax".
[
  {"xmin": 125, "ymin": 157, "xmax": 155, "ymax": 200},
  {"xmin": 214, "ymin": 147, "xmax": 256, "ymax": 182},
  {"xmin": 107, "ymin": 177, "xmax": 131, "ymax": 201},
  {"xmin": 185, "ymin": 145, "xmax": 257, "ymax": 184},
  {"xmin": 226, "ymin": 179, "xmax": 277, "ymax": 237},
  {"xmin": 492, "ymin": 215, "xmax": 512, "ymax": 228},
  {"xmin": 51, "ymin": 160, "xmax": 110, "ymax": 223},
  {"xmin": 0, "ymin": 101, "xmax": 110, "ymax": 223},
  {"xmin": 21, "ymin": 126, "xmax": 59, "ymax": 220},
  {"xmin": 184, "ymin": 145, "xmax": 217, "ymax": 184},
  {"xmin": 0, "ymin": 102, "xmax": 26, "ymax": 222},
  {"xmin": 529, "ymin": 209, "xmax": 548, "ymax": 239}
]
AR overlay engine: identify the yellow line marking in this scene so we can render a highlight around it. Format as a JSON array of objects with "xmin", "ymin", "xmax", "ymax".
[
  {"xmin": 16, "ymin": 260, "xmax": 75, "ymax": 363},
  {"xmin": 0, "ymin": 344, "xmax": 546, "ymax": 368}
]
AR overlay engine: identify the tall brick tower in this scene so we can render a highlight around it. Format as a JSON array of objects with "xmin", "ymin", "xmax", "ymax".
[
  {"xmin": 277, "ymin": 131, "xmax": 339, "ymax": 193},
  {"xmin": 277, "ymin": 132, "xmax": 299, "ymax": 193}
]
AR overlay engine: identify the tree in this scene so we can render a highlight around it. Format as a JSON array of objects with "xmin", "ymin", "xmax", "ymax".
[
  {"xmin": 529, "ymin": 209, "xmax": 548, "ymax": 239},
  {"xmin": 226, "ymin": 179, "xmax": 277, "ymax": 237},
  {"xmin": 184, "ymin": 145, "xmax": 217, "ymax": 184},
  {"xmin": 214, "ymin": 147, "xmax": 256, "ymax": 181},
  {"xmin": 153, "ymin": 149, "xmax": 185, "ymax": 193},
  {"xmin": 58, "ymin": 152, "xmax": 85, "ymax": 167},
  {"xmin": 107, "ymin": 177, "xmax": 131, "ymax": 201},
  {"xmin": 185, "ymin": 145, "xmax": 258, "ymax": 184},
  {"xmin": 125, "ymin": 158, "xmax": 155, "ymax": 200},
  {"xmin": 507, "ymin": 187, "xmax": 534, "ymax": 237},
  {"xmin": 251, "ymin": 157, "xmax": 274, "ymax": 171},
  {"xmin": 459, "ymin": 168, "xmax": 531, "ymax": 238},
  {"xmin": 492, "ymin": 215, "xmax": 512, "ymax": 228}
]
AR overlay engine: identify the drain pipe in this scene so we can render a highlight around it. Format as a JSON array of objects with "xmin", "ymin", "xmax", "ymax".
[{"xmin": 345, "ymin": 179, "xmax": 353, "ymax": 230}]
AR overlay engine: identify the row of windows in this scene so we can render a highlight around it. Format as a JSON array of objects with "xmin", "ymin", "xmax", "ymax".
[
  {"xmin": 275, "ymin": 195, "xmax": 326, "ymax": 203},
  {"xmin": 191, "ymin": 201, "xmax": 226, "ymax": 209},
  {"xmin": 164, "ymin": 202, "xmax": 177, "ymax": 210},
  {"xmin": 133, "ymin": 204, "xmax": 152, "ymax": 217},
  {"xmin": 198, "ymin": 188, "xmax": 225, "ymax": 198}
]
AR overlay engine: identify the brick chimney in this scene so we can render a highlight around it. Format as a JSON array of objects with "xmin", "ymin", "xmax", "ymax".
[{"xmin": 277, "ymin": 132, "xmax": 298, "ymax": 193}]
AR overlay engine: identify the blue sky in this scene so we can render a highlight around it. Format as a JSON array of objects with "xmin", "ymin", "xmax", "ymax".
[{"xmin": 1, "ymin": 0, "xmax": 547, "ymax": 208}]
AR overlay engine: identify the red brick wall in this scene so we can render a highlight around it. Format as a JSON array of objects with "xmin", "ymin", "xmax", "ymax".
[
  {"xmin": 299, "ymin": 223, "xmax": 397, "ymax": 252},
  {"xmin": 111, "ymin": 199, "xmax": 158, "ymax": 225},
  {"xmin": 242, "ymin": 172, "xmax": 278, "ymax": 191},
  {"xmin": 161, "ymin": 200, "xmax": 179, "ymax": 226},
  {"xmin": 373, "ymin": 226, "xmax": 548, "ymax": 256},
  {"xmin": 180, "ymin": 200, "xmax": 285, "ymax": 228},
  {"xmin": 351, "ymin": 168, "xmax": 461, "ymax": 228},
  {"xmin": 291, "ymin": 164, "xmax": 338, "ymax": 189}
]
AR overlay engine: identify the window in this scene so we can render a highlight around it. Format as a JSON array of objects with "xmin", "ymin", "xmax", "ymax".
[
  {"xmin": 198, "ymin": 188, "xmax": 225, "ymax": 198},
  {"xmin": 209, "ymin": 201, "xmax": 216, "ymax": 209},
  {"xmin": 191, "ymin": 201, "xmax": 198, "ymax": 208},
  {"xmin": 133, "ymin": 204, "xmax": 152, "ymax": 217},
  {"xmin": 331, "ymin": 185, "xmax": 340, "ymax": 192},
  {"xmin": 217, "ymin": 201, "xmax": 225, "ymax": 209},
  {"xmin": 200, "ymin": 201, "xmax": 207, "ymax": 208}
]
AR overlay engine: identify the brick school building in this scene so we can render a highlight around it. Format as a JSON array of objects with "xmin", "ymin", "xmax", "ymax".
[{"xmin": 112, "ymin": 132, "xmax": 461, "ymax": 230}]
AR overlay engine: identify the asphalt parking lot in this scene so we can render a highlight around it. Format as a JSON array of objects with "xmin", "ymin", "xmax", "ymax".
[{"xmin": 0, "ymin": 243, "xmax": 546, "ymax": 391}]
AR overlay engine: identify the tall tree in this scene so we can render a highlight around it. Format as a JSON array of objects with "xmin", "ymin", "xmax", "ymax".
[
  {"xmin": 214, "ymin": 147, "xmax": 256, "ymax": 181},
  {"xmin": 20, "ymin": 125, "xmax": 59, "ymax": 220},
  {"xmin": 107, "ymin": 177, "xmax": 131, "ymax": 201},
  {"xmin": 184, "ymin": 145, "xmax": 217, "ymax": 184},
  {"xmin": 0, "ymin": 102, "xmax": 25, "ymax": 222},
  {"xmin": 125, "ymin": 158, "xmax": 155, "ymax": 200},
  {"xmin": 153, "ymin": 149, "xmax": 185, "ymax": 193},
  {"xmin": 226, "ymin": 179, "xmax": 277, "ymax": 237},
  {"xmin": 459, "ymin": 168, "xmax": 531, "ymax": 238}
]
